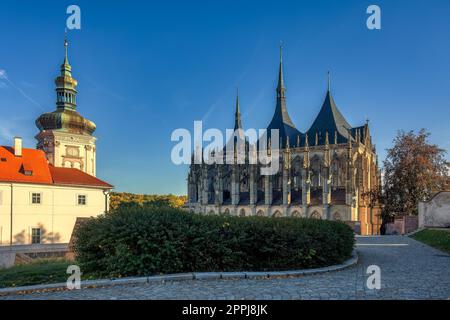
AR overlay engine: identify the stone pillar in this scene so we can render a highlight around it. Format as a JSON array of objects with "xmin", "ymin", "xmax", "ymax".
[
  {"xmin": 201, "ymin": 165, "xmax": 208, "ymax": 205},
  {"xmin": 231, "ymin": 165, "xmax": 240, "ymax": 205},
  {"xmin": 249, "ymin": 165, "xmax": 256, "ymax": 205},
  {"xmin": 322, "ymin": 166, "xmax": 331, "ymax": 219},
  {"xmin": 302, "ymin": 168, "xmax": 310, "ymax": 211},
  {"xmin": 282, "ymin": 152, "xmax": 291, "ymax": 205},
  {"xmin": 264, "ymin": 174, "xmax": 272, "ymax": 205},
  {"xmin": 215, "ymin": 165, "xmax": 223, "ymax": 205},
  {"xmin": 302, "ymin": 135, "xmax": 311, "ymax": 211}
]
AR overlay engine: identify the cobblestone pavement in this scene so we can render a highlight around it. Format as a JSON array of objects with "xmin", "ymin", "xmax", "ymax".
[{"xmin": 2, "ymin": 236, "xmax": 450, "ymax": 300}]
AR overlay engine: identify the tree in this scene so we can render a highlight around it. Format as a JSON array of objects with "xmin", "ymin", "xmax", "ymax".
[{"xmin": 382, "ymin": 129, "xmax": 449, "ymax": 219}]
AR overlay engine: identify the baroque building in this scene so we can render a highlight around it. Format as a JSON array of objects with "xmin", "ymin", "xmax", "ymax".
[
  {"xmin": 0, "ymin": 38, "xmax": 112, "ymax": 250},
  {"xmin": 187, "ymin": 49, "xmax": 382, "ymax": 235},
  {"xmin": 35, "ymin": 39, "xmax": 97, "ymax": 176}
]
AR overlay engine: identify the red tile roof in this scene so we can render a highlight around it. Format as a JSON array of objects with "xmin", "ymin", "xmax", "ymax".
[
  {"xmin": 0, "ymin": 146, "xmax": 53, "ymax": 184},
  {"xmin": 49, "ymin": 166, "xmax": 113, "ymax": 188},
  {"xmin": 0, "ymin": 145, "xmax": 112, "ymax": 189}
]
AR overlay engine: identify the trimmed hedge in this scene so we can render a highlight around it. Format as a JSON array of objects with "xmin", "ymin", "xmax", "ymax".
[{"xmin": 73, "ymin": 207, "xmax": 355, "ymax": 278}]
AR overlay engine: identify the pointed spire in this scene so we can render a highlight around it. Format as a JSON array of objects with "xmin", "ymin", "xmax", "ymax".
[
  {"xmin": 327, "ymin": 71, "xmax": 331, "ymax": 92},
  {"xmin": 303, "ymin": 134, "xmax": 310, "ymax": 168},
  {"xmin": 234, "ymin": 87, "xmax": 242, "ymax": 131},
  {"xmin": 61, "ymin": 32, "xmax": 72, "ymax": 76},
  {"xmin": 277, "ymin": 42, "xmax": 285, "ymax": 97}
]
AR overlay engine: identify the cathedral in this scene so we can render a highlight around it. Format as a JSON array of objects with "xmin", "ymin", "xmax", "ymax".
[{"xmin": 187, "ymin": 49, "xmax": 382, "ymax": 235}]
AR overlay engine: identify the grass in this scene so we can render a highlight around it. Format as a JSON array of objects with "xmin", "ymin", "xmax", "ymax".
[
  {"xmin": 0, "ymin": 259, "xmax": 72, "ymax": 289},
  {"xmin": 411, "ymin": 229, "xmax": 450, "ymax": 254}
]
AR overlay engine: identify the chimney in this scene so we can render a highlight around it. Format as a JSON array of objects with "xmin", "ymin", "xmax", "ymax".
[{"xmin": 14, "ymin": 137, "xmax": 22, "ymax": 157}]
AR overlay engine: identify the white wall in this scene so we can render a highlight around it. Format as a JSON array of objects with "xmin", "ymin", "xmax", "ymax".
[
  {"xmin": 0, "ymin": 182, "xmax": 108, "ymax": 245},
  {"xmin": 419, "ymin": 191, "xmax": 450, "ymax": 228}
]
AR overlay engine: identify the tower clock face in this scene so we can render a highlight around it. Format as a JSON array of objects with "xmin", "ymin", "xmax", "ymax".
[{"xmin": 66, "ymin": 146, "xmax": 80, "ymax": 157}]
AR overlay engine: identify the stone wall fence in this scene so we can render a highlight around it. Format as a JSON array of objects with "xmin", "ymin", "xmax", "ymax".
[{"xmin": 418, "ymin": 191, "xmax": 450, "ymax": 228}]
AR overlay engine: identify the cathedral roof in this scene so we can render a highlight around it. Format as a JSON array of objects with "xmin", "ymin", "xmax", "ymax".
[
  {"xmin": 265, "ymin": 46, "xmax": 303, "ymax": 148},
  {"xmin": 306, "ymin": 88, "xmax": 352, "ymax": 145}
]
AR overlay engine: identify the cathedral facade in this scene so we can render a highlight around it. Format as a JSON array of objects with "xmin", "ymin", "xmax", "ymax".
[{"xmin": 187, "ymin": 50, "xmax": 382, "ymax": 235}]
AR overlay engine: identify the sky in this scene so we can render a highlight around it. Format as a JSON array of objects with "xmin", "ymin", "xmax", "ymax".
[{"xmin": 0, "ymin": 0, "xmax": 449, "ymax": 195}]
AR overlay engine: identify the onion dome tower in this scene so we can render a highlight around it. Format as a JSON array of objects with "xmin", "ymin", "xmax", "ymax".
[{"xmin": 35, "ymin": 38, "xmax": 97, "ymax": 176}]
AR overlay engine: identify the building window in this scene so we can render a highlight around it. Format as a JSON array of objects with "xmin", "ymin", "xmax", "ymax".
[
  {"xmin": 78, "ymin": 195, "xmax": 87, "ymax": 205},
  {"xmin": 66, "ymin": 146, "xmax": 80, "ymax": 157},
  {"xmin": 31, "ymin": 228, "xmax": 41, "ymax": 244},
  {"xmin": 31, "ymin": 193, "xmax": 42, "ymax": 204}
]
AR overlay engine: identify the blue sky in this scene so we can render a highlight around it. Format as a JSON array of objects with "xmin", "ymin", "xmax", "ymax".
[{"xmin": 1, "ymin": 0, "xmax": 449, "ymax": 195}]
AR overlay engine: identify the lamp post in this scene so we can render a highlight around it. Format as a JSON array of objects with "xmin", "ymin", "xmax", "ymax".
[{"xmin": 103, "ymin": 190, "xmax": 110, "ymax": 214}]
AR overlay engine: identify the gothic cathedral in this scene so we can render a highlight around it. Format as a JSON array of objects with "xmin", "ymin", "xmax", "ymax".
[{"xmin": 187, "ymin": 49, "xmax": 382, "ymax": 235}]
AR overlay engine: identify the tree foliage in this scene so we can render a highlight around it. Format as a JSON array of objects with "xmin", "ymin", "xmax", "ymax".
[
  {"xmin": 110, "ymin": 192, "xmax": 187, "ymax": 210},
  {"xmin": 383, "ymin": 129, "xmax": 449, "ymax": 219}
]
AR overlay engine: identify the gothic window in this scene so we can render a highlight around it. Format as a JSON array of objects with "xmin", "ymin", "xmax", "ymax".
[
  {"xmin": 223, "ymin": 208, "xmax": 230, "ymax": 215},
  {"xmin": 331, "ymin": 154, "xmax": 340, "ymax": 189},
  {"xmin": 239, "ymin": 209, "xmax": 246, "ymax": 217},
  {"xmin": 291, "ymin": 210, "xmax": 301, "ymax": 217},
  {"xmin": 333, "ymin": 211, "xmax": 342, "ymax": 221},
  {"xmin": 310, "ymin": 211, "xmax": 321, "ymax": 219},
  {"xmin": 311, "ymin": 155, "xmax": 321, "ymax": 188},
  {"xmin": 272, "ymin": 210, "xmax": 282, "ymax": 218},
  {"xmin": 257, "ymin": 210, "xmax": 265, "ymax": 217},
  {"xmin": 292, "ymin": 156, "xmax": 302, "ymax": 190}
]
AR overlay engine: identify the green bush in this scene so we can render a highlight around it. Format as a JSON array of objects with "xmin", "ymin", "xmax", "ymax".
[{"xmin": 73, "ymin": 207, "xmax": 355, "ymax": 278}]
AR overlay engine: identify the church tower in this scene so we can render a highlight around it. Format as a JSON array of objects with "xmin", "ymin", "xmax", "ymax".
[{"xmin": 35, "ymin": 38, "xmax": 97, "ymax": 176}]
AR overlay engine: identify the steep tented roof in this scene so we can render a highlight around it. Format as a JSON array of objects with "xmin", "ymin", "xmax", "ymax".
[
  {"xmin": 265, "ymin": 47, "xmax": 303, "ymax": 148},
  {"xmin": 307, "ymin": 90, "xmax": 352, "ymax": 145}
]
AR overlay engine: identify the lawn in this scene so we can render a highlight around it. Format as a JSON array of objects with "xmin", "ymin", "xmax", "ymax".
[
  {"xmin": 0, "ymin": 260, "xmax": 72, "ymax": 289},
  {"xmin": 411, "ymin": 229, "xmax": 450, "ymax": 254}
]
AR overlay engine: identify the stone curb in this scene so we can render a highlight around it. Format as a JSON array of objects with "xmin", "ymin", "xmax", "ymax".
[{"xmin": 0, "ymin": 250, "xmax": 358, "ymax": 297}]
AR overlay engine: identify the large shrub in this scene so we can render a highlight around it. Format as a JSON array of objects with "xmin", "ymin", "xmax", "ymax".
[{"xmin": 73, "ymin": 207, "xmax": 354, "ymax": 278}]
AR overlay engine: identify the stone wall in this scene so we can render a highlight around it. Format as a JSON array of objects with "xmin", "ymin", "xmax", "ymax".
[
  {"xmin": 385, "ymin": 216, "xmax": 418, "ymax": 235},
  {"xmin": 419, "ymin": 191, "xmax": 450, "ymax": 228}
]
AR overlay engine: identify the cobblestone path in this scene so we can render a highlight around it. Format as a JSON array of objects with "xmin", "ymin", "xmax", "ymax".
[{"xmin": 2, "ymin": 236, "xmax": 449, "ymax": 300}]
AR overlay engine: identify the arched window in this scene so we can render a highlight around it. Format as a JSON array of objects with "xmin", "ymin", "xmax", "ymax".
[
  {"xmin": 257, "ymin": 210, "xmax": 265, "ymax": 217},
  {"xmin": 223, "ymin": 208, "xmax": 230, "ymax": 216},
  {"xmin": 310, "ymin": 211, "xmax": 321, "ymax": 219},
  {"xmin": 333, "ymin": 212, "xmax": 342, "ymax": 221},
  {"xmin": 291, "ymin": 210, "xmax": 301, "ymax": 217},
  {"xmin": 272, "ymin": 210, "xmax": 282, "ymax": 218},
  {"xmin": 239, "ymin": 209, "xmax": 246, "ymax": 217}
]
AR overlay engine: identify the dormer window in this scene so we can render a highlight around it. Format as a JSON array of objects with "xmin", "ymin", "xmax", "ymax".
[{"xmin": 20, "ymin": 163, "xmax": 33, "ymax": 176}]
